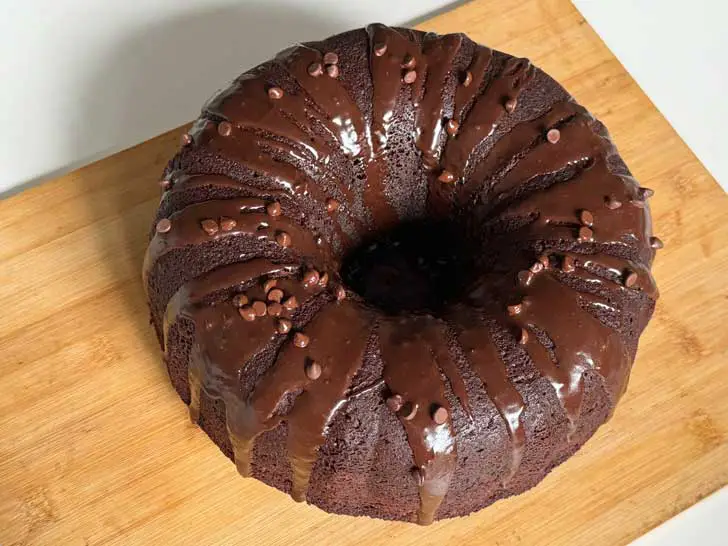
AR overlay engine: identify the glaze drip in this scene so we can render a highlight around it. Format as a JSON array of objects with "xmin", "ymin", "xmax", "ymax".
[
  {"xmin": 442, "ymin": 56, "xmax": 534, "ymax": 181},
  {"xmin": 414, "ymin": 33, "xmax": 464, "ymax": 169},
  {"xmin": 366, "ymin": 24, "xmax": 415, "ymax": 154},
  {"xmin": 509, "ymin": 268, "xmax": 628, "ymax": 435},
  {"xmin": 380, "ymin": 316, "xmax": 458, "ymax": 524},
  {"xmin": 235, "ymin": 299, "xmax": 372, "ymax": 501},
  {"xmin": 454, "ymin": 309, "xmax": 526, "ymax": 479},
  {"xmin": 143, "ymin": 197, "xmax": 333, "ymax": 284}
]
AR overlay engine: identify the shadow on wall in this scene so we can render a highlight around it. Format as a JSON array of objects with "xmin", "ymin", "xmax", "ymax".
[{"xmin": 74, "ymin": 4, "xmax": 347, "ymax": 370}]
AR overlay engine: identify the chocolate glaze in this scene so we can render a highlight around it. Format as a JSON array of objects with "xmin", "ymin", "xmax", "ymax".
[
  {"xmin": 144, "ymin": 25, "xmax": 659, "ymax": 524},
  {"xmin": 453, "ymin": 308, "xmax": 526, "ymax": 480},
  {"xmin": 443, "ymin": 57, "xmax": 534, "ymax": 181},
  {"xmin": 414, "ymin": 33, "xmax": 464, "ymax": 170},
  {"xmin": 379, "ymin": 316, "xmax": 457, "ymax": 525}
]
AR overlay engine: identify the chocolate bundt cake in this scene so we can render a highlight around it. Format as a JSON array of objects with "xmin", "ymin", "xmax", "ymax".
[{"xmin": 143, "ymin": 24, "xmax": 661, "ymax": 524}]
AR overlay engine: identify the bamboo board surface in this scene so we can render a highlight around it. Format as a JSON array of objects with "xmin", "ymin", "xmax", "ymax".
[{"xmin": 1, "ymin": 0, "xmax": 727, "ymax": 544}]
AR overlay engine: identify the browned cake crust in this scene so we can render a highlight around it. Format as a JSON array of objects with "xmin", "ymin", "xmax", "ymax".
[{"xmin": 142, "ymin": 25, "xmax": 660, "ymax": 524}]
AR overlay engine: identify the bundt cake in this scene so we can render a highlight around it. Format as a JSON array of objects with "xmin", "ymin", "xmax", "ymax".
[{"xmin": 143, "ymin": 24, "xmax": 661, "ymax": 524}]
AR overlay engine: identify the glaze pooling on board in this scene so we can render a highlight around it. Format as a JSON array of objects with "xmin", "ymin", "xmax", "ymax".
[{"xmin": 145, "ymin": 24, "xmax": 660, "ymax": 524}]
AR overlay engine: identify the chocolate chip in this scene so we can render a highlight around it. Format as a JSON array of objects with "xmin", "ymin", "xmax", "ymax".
[
  {"xmin": 219, "ymin": 217, "xmax": 237, "ymax": 231},
  {"xmin": 155, "ymin": 218, "xmax": 172, "ymax": 234},
  {"xmin": 519, "ymin": 328, "xmax": 529, "ymax": 345},
  {"xmin": 579, "ymin": 209, "xmax": 594, "ymax": 227},
  {"xmin": 276, "ymin": 318, "xmax": 292, "ymax": 334},
  {"xmin": 276, "ymin": 231, "xmax": 291, "ymax": 247},
  {"xmin": 232, "ymin": 294, "xmax": 248, "ymax": 308},
  {"xmin": 504, "ymin": 98, "xmax": 517, "ymax": 113},
  {"xmin": 432, "ymin": 405, "xmax": 448, "ymax": 425},
  {"xmin": 293, "ymin": 332, "xmax": 309, "ymax": 348},
  {"xmin": 318, "ymin": 272, "xmax": 329, "ymax": 288},
  {"xmin": 402, "ymin": 70, "xmax": 417, "ymax": 84},
  {"xmin": 650, "ymin": 236, "xmax": 664, "ymax": 249},
  {"xmin": 267, "ymin": 302, "xmax": 283, "ymax": 317},
  {"xmin": 624, "ymin": 271, "xmax": 639, "ymax": 287},
  {"xmin": 305, "ymin": 360, "xmax": 322, "ymax": 380},
  {"xmin": 399, "ymin": 402, "xmax": 418, "ymax": 420},
  {"xmin": 605, "ymin": 195, "xmax": 623, "ymax": 209},
  {"xmin": 267, "ymin": 288, "xmax": 284, "ymax": 303},
  {"xmin": 517, "ymin": 270, "xmax": 533, "ymax": 287},
  {"xmin": 239, "ymin": 306, "xmax": 256, "ymax": 322},
  {"xmin": 546, "ymin": 128, "xmax": 561, "ymax": 144},
  {"xmin": 252, "ymin": 301, "xmax": 267, "ymax": 317},
  {"xmin": 266, "ymin": 202, "xmax": 281, "ymax": 217},
  {"xmin": 303, "ymin": 269, "xmax": 320, "ymax": 288},
  {"xmin": 217, "ymin": 121, "xmax": 232, "ymax": 137},
  {"xmin": 638, "ymin": 187, "xmax": 654, "ymax": 200},
  {"xmin": 326, "ymin": 64, "xmax": 339, "ymax": 78},
  {"xmin": 401, "ymin": 54, "xmax": 416, "ymax": 69},
  {"xmin": 578, "ymin": 226, "xmax": 594, "ymax": 242},
  {"xmin": 507, "ymin": 303, "xmax": 523, "ymax": 316},
  {"xmin": 562, "ymin": 255, "xmax": 575, "ymax": 272},
  {"xmin": 335, "ymin": 285, "xmax": 346, "ymax": 301},
  {"xmin": 267, "ymin": 86, "xmax": 284, "ymax": 100},
  {"xmin": 200, "ymin": 219, "xmax": 219, "ymax": 235},
  {"xmin": 462, "ymin": 71, "xmax": 473, "ymax": 87},
  {"xmin": 438, "ymin": 170, "xmax": 456, "ymax": 183},
  {"xmin": 180, "ymin": 133, "xmax": 193, "ymax": 146},
  {"xmin": 263, "ymin": 278, "xmax": 278, "ymax": 293},
  {"xmin": 323, "ymin": 51, "xmax": 339, "ymax": 65},
  {"xmin": 386, "ymin": 394, "xmax": 404, "ymax": 412},
  {"xmin": 283, "ymin": 296, "xmax": 298, "ymax": 310},
  {"xmin": 326, "ymin": 198, "xmax": 340, "ymax": 212},
  {"xmin": 373, "ymin": 42, "xmax": 387, "ymax": 56},
  {"xmin": 307, "ymin": 62, "xmax": 323, "ymax": 77},
  {"xmin": 538, "ymin": 254, "xmax": 551, "ymax": 268},
  {"xmin": 445, "ymin": 119, "xmax": 459, "ymax": 136}
]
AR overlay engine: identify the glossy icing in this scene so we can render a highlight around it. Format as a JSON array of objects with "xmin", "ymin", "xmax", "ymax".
[{"xmin": 144, "ymin": 25, "xmax": 659, "ymax": 524}]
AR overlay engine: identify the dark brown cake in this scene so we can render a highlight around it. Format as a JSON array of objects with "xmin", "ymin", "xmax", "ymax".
[{"xmin": 143, "ymin": 25, "xmax": 660, "ymax": 524}]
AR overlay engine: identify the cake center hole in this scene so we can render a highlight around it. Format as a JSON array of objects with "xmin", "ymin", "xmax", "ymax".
[{"xmin": 341, "ymin": 219, "xmax": 475, "ymax": 315}]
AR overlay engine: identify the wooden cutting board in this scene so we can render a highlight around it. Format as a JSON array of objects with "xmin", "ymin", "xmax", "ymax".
[{"xmin": 1, "ymin": 0, "xmax": 727, "ymax": 544}]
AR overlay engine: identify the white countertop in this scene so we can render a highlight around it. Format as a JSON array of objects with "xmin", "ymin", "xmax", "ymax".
[
  {"xmin": 630, "ymin": 488, "xmax": 726, "ymax": 546},
  {"xmin": 0, "ymin": 0, "xmax": 725, "ymax": 542},
  {"xmin": 573, "ymin": 0, "xmax": 727, "ymax": 190}
]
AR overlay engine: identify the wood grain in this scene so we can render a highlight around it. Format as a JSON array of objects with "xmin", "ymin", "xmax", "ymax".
[{"xmin": 1, "ymin": 1, "xmax": 727, "ymax": 544}]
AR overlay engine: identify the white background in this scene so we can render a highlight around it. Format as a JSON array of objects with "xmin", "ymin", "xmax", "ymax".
[
  {"xmin": 0, "ymin": 0, "xmax": 725, "ymax": 542},
  {"xmin": 574, "ymin": 0, "xmax": 727, "ymax": 189}
]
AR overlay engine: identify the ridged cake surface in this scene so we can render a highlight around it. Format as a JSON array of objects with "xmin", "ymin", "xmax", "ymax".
[{"xmin": 143, "ymin": 25, "xmax": 660, "ymax": 524}]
